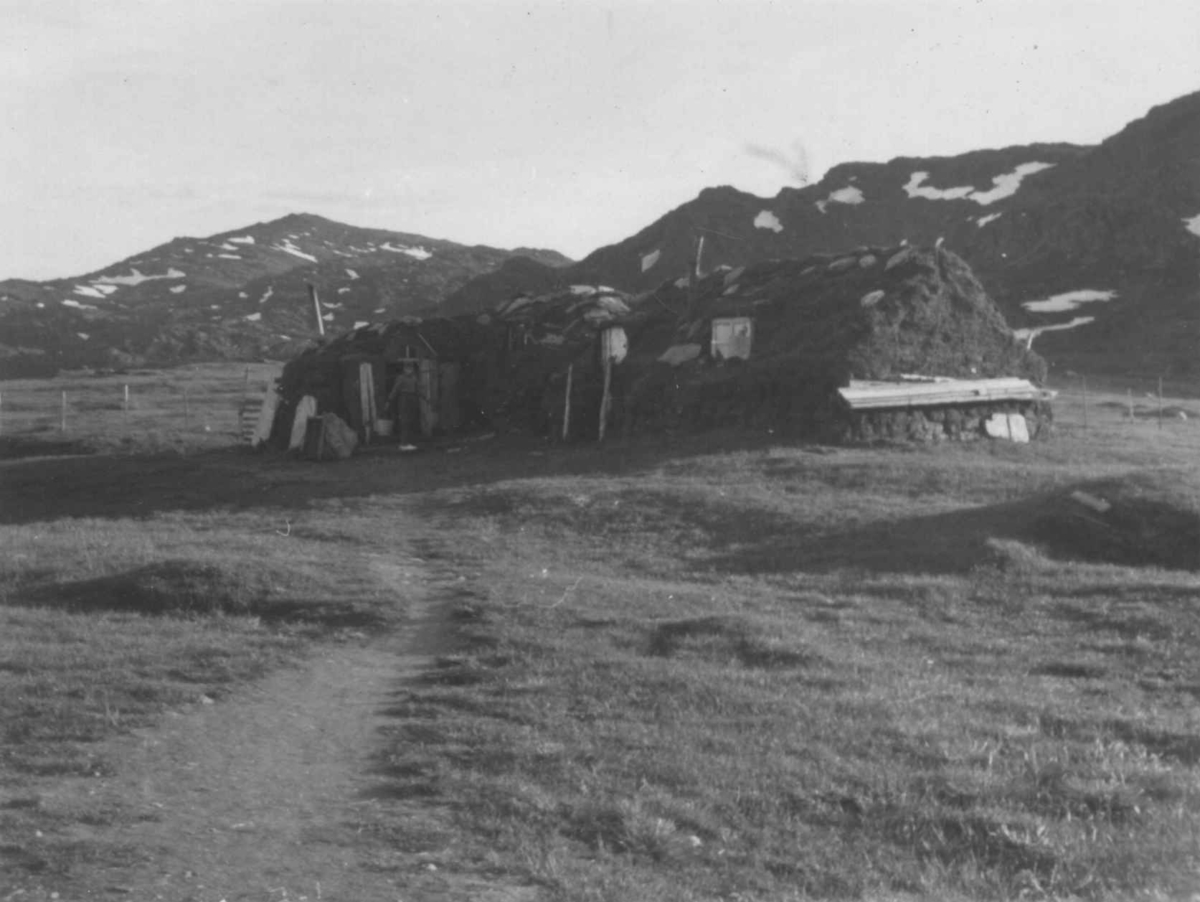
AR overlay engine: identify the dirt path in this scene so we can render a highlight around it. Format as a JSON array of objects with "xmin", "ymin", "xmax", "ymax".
[{"xmin": 16, "ymin": 554, "xmax": 538, "ymax": 902}]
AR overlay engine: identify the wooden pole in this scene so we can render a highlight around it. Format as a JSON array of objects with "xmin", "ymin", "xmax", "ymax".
[
  {"xmin": 61, "ymin": 390, "xmax": 67, "ymax": 433},
  {"xmin": 598, "ymin": 355, "xmax": 613, "ymax": 443},
  {"xmin": 562, "ymin": 364, "xmax": 573, "ymax": 441},
  {"xmin": 308, "ymin": 283, "xmax": 325, "ymax": 337},
  {"xmin": 685, "ymin": 232, "xmax": 705, "ymax": 320},
  {"xmin": 1158, "ymin": 377, "xmax": 1163, "ymax": 430}
]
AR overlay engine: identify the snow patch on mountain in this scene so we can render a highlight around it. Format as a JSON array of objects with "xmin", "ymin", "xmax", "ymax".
[
  {"xmin": 641, "ymin": 249, "xmax": 661, "ymax": 272},
  {"xmin": 259, "ymin": 286, "xmax": 274, "ymax": 304},
  {"xmin": 380, "ymin": 242, "xmax": 433, "ymax": 260},
  {"xmin": 77, "ymin": 332, "xmax": 89, "ymax": 340},
  {"xmin": 1022, "ymin": 289, "xmax": 1116, "ymax": 313},
  {"xmin": 346, "ymin": 268, "xmax": 359, "ymax": 280},
  {"xmin": 977, "ymin": 212, "xmax": 1003, "ymax": 228},
  {"xmin": 61, "ymin": 299, "xmax": 97, "ymax": 310},
  {"xmin": 905, "ymin": 162, "xmax": 1055, "ymax": 205},
  {"xmin": 903, "ymin": 173, "xmax": 974, "ymax": 201},
  {"xmin": 971, "ymin": 162, "xmax": 1056, "ymax": 204},
  {"xmin": 273, "ymin": 240, "xmax": 317, "ymax": 263},
  {"xmin": 96, "ymin": 267, "xmax": 185, "ymax": 286},
  {"xmin": 170, "ymin": 285, "xmax": 187, "ymax": 294},
  {"xmin": 244, "ymin": 312, "xmax": 262, "ymax": 322},
  {"xmin": 1014, "ymin": 316, "xmax": 1094, "ymax": 349},
  {"xmin": 218, "ymin": 254, "xmax": 241, "ymax": 260},
  {"xmin": 227, "ymin": 235, "xmax": 255, "ymax": 245},
  {"xmin": 817, "ymin": 185, "xmax": 865, "ymax": 213},
  {"xmin": 337, "ymin": 287, "xmax": 350, "ymax": 294},
  {"xmin": 220, "ymin": 243, "xmax": 239, "ymax": 251},
  {"xmin": 353, "ymin": 320, "xmax": 369, "ymax": 329},
  {"xmin": 238, "ymin": 291, "xmax": 248, "ymax": 299},
  {"xmin": 754, "ymin": 210, "xmax": 783, "ymax": 232},
  {"xmin": 1183, "ymin": 214, "xmax": 1200, "ymax": 237},
  {"xmin": 73, "ymin": 285, "xmax": 107, "ymax": 299}
]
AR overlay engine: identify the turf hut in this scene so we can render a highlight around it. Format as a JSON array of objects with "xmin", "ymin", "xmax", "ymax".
[
  {"xmin": 543, "ymin": 244, "xmax": 1050, "ymax": 442},
  {"xmin": 275, "ymin": 316, "xmax": 491, "ymax": 451},
  {"xmin": 481, "ymin": 285, "xmax": 635, "ymax": 439}
]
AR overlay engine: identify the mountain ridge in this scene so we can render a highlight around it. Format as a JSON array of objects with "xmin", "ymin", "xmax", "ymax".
[
  {"xmin": 443, "ymin": 90, "xmax": 1200, "ymax": 377},
  {"xmin": 0, "ymin": 213, "xmax": 571, "ymax": 375}
]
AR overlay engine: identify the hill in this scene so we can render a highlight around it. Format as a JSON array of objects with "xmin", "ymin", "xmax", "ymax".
[
  {"xmin": 0, "ymin": 213, "xmax": 570, "ymax": 376},
  {"xmin": 445, "ymin": 91, "xmax": 1200, "ymax": 378}
]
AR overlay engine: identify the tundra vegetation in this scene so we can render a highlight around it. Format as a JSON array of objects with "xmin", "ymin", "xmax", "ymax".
[{"xmin": 1, "ymin": 364, "xmax": 1198, "ymax": 900}]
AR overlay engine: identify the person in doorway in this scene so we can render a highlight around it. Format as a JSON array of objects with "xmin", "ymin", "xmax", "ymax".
[{"xmin": 387, "ymin": 362, "xmax": 420, "ymax": 444}]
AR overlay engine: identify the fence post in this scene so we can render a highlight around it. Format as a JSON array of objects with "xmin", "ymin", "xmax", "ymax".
[
  {"xmin": 562, "ymin": 364, "xmax": 573, "ymax": 441},
  {"xmin": 598, "ymin": 355, "xmax": 613, "ymax": 443}
]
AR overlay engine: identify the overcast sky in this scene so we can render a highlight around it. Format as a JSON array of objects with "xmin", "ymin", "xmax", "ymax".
[{"xmin": 3, "ymin": 0, "xmax": 1198, "ymax": 280}]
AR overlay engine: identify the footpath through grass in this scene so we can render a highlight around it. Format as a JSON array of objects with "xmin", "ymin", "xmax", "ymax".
[{"xmin": 0, "ymin": 503, "xmax": 404, "ymax": 883}]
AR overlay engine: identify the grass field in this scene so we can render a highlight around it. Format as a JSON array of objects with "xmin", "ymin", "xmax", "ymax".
[
  {"xmin": 0, "ymin": 362, "xmax": 280, "ymax": 455},
  {"xmin": 2, "ymin": 364, "xmax": 1199, "ymax": 899}
]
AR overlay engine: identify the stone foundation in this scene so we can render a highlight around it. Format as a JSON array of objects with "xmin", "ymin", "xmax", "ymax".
[{"xmin": 843, "ymin": 400, "xmax": 1052, "ymax": 444}]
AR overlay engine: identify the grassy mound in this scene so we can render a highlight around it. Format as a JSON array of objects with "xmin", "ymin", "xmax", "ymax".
[
  {"xmin": 9, "ymin": 549, "xmax": 390, "ymax": 629},
  {"xmin": 648, "ymin": 615, "xmax": 814, "ymax": 669},
  {"xmin": 1031, "ymin": 470, "xmax": 1200, "ymax": 570}
]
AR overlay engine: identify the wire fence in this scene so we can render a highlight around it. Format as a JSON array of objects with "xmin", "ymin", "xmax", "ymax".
[
  {"xmin": 0, "ymin": 365, "xmax": 279, "ymax": 450},
  {"xmin": 1045, "ymin": 373, "xmax": 1197, "ymax": 434}
]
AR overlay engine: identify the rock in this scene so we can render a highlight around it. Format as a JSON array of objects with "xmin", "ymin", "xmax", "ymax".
[
  {"xmin": 984, "ymin": 412, "xmax": 1010, "ymax": 439},
  {"xmin": 860, "ymin": 290, "xmax": 885, "ymax": 308},
  {"xmin": 885, "ymin": 247, "xmax": 915, "ymax": 271},
  {"xmin": 1070, "ymin": 490, "xmax": 1111, "ymax": 513}
]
